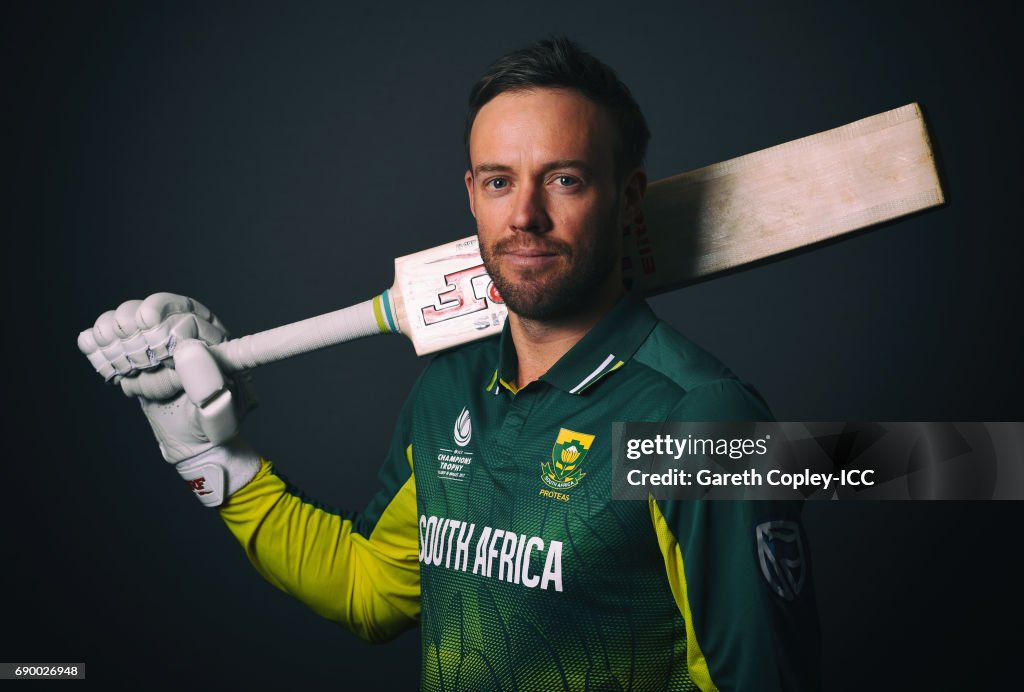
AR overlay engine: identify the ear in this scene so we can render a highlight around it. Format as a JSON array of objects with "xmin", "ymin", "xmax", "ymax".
[
  {"xmin": 619, "ymin": 167, "xmax": 648, "ymax": 227},
  {"xmin": 464, "ymin": 169, "xmax": 476, "ymax": 218}
]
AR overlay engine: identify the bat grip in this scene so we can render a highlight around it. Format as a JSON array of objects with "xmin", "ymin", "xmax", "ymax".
[
  {"xmin": 121, "ymin": 291, "xmax": 399, "ymax": 400},
  {"xmin": 212, "ymin": 292, "xmax": 398, "ymax": 371}
]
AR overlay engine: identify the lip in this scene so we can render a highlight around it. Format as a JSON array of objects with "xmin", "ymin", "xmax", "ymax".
[{"xmin": 501, "ymin": 250, "xmax": 560, "ymax": 269}]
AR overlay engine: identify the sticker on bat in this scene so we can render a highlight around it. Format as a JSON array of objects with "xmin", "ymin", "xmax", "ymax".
[{"xmin": 422, "ymin": 264, "xmax": 503, "ymax": 326}]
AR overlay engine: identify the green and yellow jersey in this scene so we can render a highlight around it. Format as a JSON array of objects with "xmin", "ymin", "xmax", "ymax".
[{"xmin": 219, "ymin": 291, "xmax": 820, "ymax": 690}]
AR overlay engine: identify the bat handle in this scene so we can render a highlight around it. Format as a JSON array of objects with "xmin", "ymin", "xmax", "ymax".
[
  {"xmin": 120, "ymin": 291, "xmax": 401, "ymax": 400},
  {"xmin": 212, "ymin": 290, "xmax": 400, "ymax": 371}
]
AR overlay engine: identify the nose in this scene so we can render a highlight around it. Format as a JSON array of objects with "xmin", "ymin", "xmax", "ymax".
[{"xmin": 509, "ymin": 180, "xmax": 550, "ymax": 234}]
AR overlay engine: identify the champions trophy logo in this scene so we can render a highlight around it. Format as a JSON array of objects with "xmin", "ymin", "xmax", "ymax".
[
  {"xmin": 453, "ymin": 407, "xmax": 472, "ymax": 447},
  {"xmin": 542, "ymin": 428, "xmax": 596, "ymax": 490}
]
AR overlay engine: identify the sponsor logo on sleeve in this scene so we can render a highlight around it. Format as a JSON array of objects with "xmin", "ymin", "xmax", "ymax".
[{"xmin": 755, "ymin": 520, "xmax": 806, "ymax": 601}]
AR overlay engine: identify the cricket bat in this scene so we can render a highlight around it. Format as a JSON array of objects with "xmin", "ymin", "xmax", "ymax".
[{"xmin": 114, "ymin": 103, "xmax": 943, "ymax": 397}]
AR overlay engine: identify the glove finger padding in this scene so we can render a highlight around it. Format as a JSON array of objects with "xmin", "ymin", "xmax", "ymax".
[
  {"xmin": 79, "ymin": 292, "xmax": 232, "ymax": 384},
  {"xmin": 77, "ymin": 327, "xmax": 117, "ymax": 382},
  {"xmin": 120, "ymin": 367, "xmax": 182, "ymax": 400},
  {"xmin": 81, "ymin": 293, "xmax": 260, "ymax": 506},
  {"xmin": 113, "ymin": 299, "xmax": 144, "ymax": 337},
  {"xmin": 91, "ymin": 309, "xmax": 137, "ymax": 379},
  {"xmin": 136, "ymin": 293, "xmax": 229, "ymax": 364}
]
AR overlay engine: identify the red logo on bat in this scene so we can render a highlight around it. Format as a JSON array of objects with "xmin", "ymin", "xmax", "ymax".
[
  {"xmin": 488, "ymin": 281, "xmax": 503, "ymax": 305},
  {"xmin": 422, "ymin": 264, "xmax": 502, "ymax": 325}
]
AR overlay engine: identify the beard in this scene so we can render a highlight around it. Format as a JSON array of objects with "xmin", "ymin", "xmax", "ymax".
[{"xmin": 479, "ymin": 214, "xmax": 621, "ymax": 322}]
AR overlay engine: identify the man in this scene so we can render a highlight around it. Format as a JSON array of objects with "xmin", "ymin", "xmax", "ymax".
[{"xmin": 79, "ymin": 37, "xmax": 819, "ymax": 690}]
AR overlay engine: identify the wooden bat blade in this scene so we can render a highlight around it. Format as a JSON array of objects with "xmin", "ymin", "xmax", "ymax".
[
  {"xmin": 630, "ymin": 102, "xmax": 943, "ymax": 294},
  {"xmin": 397, "ymin": 103, "xmax": 944, "ymax": 355}
]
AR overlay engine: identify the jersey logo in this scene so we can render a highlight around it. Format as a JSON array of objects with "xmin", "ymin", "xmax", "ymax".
[
  {"xmin": 453, "ymin": 407, "xmax": 472, "ymax": 447},
  {"xmin": 542, "ymin": 428, "xmax": 595, "ymax": 490},
  {"xmin": 755, "ymin": 520, "xmax": 807, "ymax": 601}
]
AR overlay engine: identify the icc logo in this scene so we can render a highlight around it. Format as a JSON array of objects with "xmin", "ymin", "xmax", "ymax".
[{"xmin": 454, "ymin": 407, "xmax": 472, "ymax": 447}]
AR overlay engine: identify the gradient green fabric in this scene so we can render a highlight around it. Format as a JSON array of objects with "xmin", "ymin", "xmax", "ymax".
[{"xmin": 408, "ymin": 290, "xmax": 820, "ymax": 690}]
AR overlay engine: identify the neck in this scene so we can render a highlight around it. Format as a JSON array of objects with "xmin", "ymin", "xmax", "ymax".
[{"xmin": 509, "ymin": 277, "xmax": 624, "ymax": 388}]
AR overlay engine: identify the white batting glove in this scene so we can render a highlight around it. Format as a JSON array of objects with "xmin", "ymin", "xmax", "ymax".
[{"xmin": 78, "ymin": 293, "xmax": 260, "ymax": 507}]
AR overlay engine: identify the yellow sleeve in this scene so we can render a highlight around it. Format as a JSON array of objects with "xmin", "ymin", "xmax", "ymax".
[
  {"xmin": 649, "ymin": 496, "xmax": 719, "ymax": 692},
  {"xmin": 650, "ymin": 494, "xmax": 821, "ymax": 691},
  {"xmin": 217, "ymin": 445, "xmax": 420, "ymax": 643}
]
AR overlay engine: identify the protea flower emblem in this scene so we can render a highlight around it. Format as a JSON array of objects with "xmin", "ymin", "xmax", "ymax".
[{"xmin": 542, "ymin": 429, "xmax": 596, "ymax": 490}]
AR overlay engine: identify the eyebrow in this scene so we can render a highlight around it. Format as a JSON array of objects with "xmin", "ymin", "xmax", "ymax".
[{"xmin": 472, "ymin": 159, "xmax": 591, "ymax": 177}]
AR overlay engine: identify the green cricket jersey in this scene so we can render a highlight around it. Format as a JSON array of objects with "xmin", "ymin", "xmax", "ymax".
[{"xmin": 219, "ymin": 290, "xmax": 820, "ymax": 691}]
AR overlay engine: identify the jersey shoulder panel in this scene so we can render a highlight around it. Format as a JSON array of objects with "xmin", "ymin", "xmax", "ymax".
[
  {"xmin": 631, "ymin": 320, "xmax": 739, "ymax": 392},
  {"xmin": 626, "ymin": 319, "xmax": 741, "ymax": 388},
  {"xmin": 422, "ymin": 334, "xmax": 500, "ymax": 381},
  {"xmin": 631, "ymin": 320, "xmax": 772, "ymax": 420}
]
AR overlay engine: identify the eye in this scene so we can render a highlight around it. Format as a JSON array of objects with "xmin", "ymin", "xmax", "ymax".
[
  {"xmin": 554, "ymin": 175, "xmax": 579, "ymax": 187},
  {"xmin": 485, "ymin": 177, "xmax": 509, "ymax": 190}
]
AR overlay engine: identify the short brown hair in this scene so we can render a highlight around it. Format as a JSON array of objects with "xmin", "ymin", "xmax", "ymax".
[{"xmin": 465, "ymin": 36, "xmax": 650, "ymax": 177}]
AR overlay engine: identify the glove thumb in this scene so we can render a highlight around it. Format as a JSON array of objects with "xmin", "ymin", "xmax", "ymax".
[{"xmin": 175, "ymin": 339, "xmax": 239, "ymax": 446}]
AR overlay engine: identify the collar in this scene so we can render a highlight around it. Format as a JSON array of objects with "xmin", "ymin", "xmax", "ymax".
[{"xmin": 483, "ymin": 289, "xmax": 658, "ymax": 396}]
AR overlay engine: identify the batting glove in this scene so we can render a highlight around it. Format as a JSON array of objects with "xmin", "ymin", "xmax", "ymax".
[{"xmin": 78, "ymin": 293, "xmax": 260, "ymax": 507}]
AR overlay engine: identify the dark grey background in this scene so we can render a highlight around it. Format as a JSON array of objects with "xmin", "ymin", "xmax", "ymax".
[{"xmin": 5, "ymin": 1, "xmax": 1022, "ymax": 689}]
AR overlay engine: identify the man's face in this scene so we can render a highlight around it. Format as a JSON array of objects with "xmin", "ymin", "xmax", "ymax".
[{"xmin": 465, "ymin": 87, "xmax": 637, "ymax": 321}]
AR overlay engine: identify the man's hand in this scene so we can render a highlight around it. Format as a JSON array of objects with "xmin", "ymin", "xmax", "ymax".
[{"xmin": 77, "ymin": 293, "xmax": 260, "ymax": 507}]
